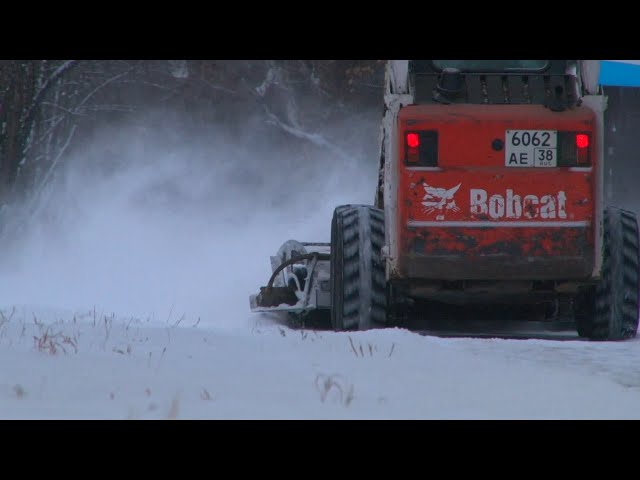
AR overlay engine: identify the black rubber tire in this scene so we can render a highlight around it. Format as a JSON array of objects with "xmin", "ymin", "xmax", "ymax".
[
  {"xmin": 574, "ymin": 206, "xmax": 640, "ymax": 340},
  {"xmin": 330, "ymin": 205, "xmax": 387, "ymax": 331}
]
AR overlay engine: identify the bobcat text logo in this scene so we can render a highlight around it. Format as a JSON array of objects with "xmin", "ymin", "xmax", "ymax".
[
  {"xmin": 470, "ymin": 189, "xmax": 567, "ymax": 219},
  {"xmin": 422, "ymin": 182, "xmax": 462, "ymax": 214}
]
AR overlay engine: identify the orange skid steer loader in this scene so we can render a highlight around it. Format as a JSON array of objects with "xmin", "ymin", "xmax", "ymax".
[{"xmin": 250, "ymin": 60, "xmax": 640, "ymax": 341}]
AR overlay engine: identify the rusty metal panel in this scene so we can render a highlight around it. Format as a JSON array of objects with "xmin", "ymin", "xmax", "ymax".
[
  {"xmin": 398, "ymin": 249, "xmax": 593, "ymax": 280},
  {"xmin": 403, "ymin": 170, "xmax": 593, "ymax": 226},
  {"xmin": 394, "ymin": 103, "xmax": 598, "ymax": 281}
]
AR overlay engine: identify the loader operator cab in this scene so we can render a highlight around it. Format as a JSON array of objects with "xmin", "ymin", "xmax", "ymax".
[{"xmin": 408, "ymin": 60, "xmax": 578, "ymax": 111}]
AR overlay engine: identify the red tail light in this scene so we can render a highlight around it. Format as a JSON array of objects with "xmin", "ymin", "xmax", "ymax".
[
  {"xmin": 576, "ymin": 134, "xmax": 589, "ymax": 149},
  {"xmin": 558, "ymin": 132, "xmax": 591, "ymax": 166},
  {"xmin": 406, "ymin": 133, "xmax": 420, "ymax": 148},
  {"xmin": 576, "ymin": 133, "xmax": 590, "ymax": 165},
  {"xmin": 404, "ymin": 130, "xmax": 439, "ymax": 166}
]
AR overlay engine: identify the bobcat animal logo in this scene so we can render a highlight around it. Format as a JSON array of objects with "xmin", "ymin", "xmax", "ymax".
[{"xmin": 422, "ymin": 182, "xmax": 462, "ymax": 215}]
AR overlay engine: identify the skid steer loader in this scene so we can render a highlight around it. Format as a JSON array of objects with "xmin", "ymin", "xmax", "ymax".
[{"xmin": 250, "ymin": 60, "xmax": 640, "ymax": 341}]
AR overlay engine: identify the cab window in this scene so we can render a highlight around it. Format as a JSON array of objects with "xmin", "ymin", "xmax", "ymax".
[{"xmin": 432, "ymin": 60, "xmax": 549, "ymax": 72}]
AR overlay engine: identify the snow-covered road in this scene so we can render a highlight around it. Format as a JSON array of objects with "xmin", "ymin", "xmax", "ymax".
[
  {"xmin": 2, "ymin": 305, "xmax": 640, "ymax": 419},
  {"xmin": 2, "ymin": 121, "xmax": 640, "ymax": 419}
]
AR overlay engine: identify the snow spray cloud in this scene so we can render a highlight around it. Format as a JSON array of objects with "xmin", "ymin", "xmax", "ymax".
[{"xmin": 0, "ymin": 107, "xmax": 380, "ymax": 329}]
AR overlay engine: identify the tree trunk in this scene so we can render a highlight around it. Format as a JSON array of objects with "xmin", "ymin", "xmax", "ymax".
[{"xmin": 0, "ymin": 61, "xmax": 43, "ymax": 200}]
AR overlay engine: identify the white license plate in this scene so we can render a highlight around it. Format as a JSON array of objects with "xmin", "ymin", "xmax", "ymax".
[{"xmin": 505, "ymin": 130, "xmax": 557, "ymax": 167}]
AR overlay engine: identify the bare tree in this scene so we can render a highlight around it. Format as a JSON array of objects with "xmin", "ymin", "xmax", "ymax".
[
  {"xmin": 0, "ymin": 59, "xmax": 384, "ymax": 212},
  {"xmin": 0, "ymin": 60, "xmax": 82, "ymax": 200}
]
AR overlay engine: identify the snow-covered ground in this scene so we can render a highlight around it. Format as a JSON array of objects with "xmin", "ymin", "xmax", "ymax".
[
  {"xmin": 3, "ymin": 305, "xmax": 640, "ymax": 419},
  {"xmin": 2, "ymin": 118, "xmax": 640, "ymax": 419}
]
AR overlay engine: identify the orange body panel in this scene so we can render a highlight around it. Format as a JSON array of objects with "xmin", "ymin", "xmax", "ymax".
[{"xmin": 395, "ymin": 104, "xmax": 597, "ymax": 280}]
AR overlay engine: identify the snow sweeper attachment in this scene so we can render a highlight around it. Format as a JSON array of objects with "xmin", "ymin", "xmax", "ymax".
[{"xmin": 249, "ymin": 240, "xmax": 332, "ymax": 314}]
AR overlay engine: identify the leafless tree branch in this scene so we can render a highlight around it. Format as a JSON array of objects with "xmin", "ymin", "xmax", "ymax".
[{"xmin": 262, "ymin": 105, "xmax": 351, "ymax": 162}]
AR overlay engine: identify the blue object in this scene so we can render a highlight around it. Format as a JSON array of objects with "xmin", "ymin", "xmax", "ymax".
[{"xmin": 599, "ymin": 60, "xmax": 640, "ymax": 87}]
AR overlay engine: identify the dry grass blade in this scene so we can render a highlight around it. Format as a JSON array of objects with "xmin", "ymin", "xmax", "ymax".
[
  {"xmin": 13, "ymin": 384, "xmax": 26, "ymax": 399},
  {"xmin": 166, "ymin": 395, "xmax": 180, "ymax": 419},
  {"xmin": 315, "ymin": 373, "xmax": 354, "ymax": 407},
  {"xmin": 200, "ymin": 388, "xmax": 213, "ymax": 401},
  {"xmin": 0, "ymin": 306, "xmax": 16, "ymax": 327},
  {"xmin": 33, "ymin": 327, "xmax": 78, "ymax": 355},
  {"xmin": 172, "ymin": 314, "xmax": 185, "ymax": 328},
  {"xmin": 348, "ymin": 336, "xmax": 359, "ymax": 357},
  {"xmin": 344, "ymin": 384, "xmax": 354, "ymax": 406}
]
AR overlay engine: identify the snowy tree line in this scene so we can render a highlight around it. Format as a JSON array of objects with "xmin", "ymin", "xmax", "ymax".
[{"xmin": 0, "ymin": 60, "xmax": 384, "ymax": 206}]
